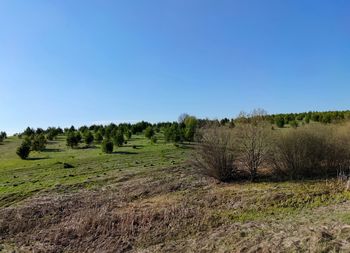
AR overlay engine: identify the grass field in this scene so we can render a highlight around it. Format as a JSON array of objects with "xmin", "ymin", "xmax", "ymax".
[
  {"xmin": 0, "ymin": 134, "xmax": 188, "ymax": 207},
  {"xmin": 1, "ymin": 134, "xmax": 350, "ymax": 252}
]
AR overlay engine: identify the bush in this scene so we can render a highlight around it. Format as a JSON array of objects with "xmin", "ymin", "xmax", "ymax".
[
  {"xmin": 113, "ymin": 131, "xmax": 124, "ymax": 147},
  {"xmin": 271, "ymin": 125, "xmax": 350, "ymax": 179},
  {"xmin": 0, "ymin": 131, "xmax": 7, "ymax": 141},
  {"xmin": 235, "ymin": 121, "xmax": 272, "ymax": 181},
  {"xmin": 46, "ymin": 131, "xmax": 56, "ymax": 141},
  {"xmin": 31, "ymin": 134, "xmax": 47, "ymax": 151},
  {"xmin": 164, "ymin": 124, "xmax": 183, "ymax": 143},
  {"xmin": 193, "ymin": 126, "xmax": 238, "ymax": 182},
  {"xmin": 76, "ymin": 132, "xmax": 82, "ymax": 143},
  {"xmin": 144, "ymin": 126, "xmax": 155, "ymax": 139},
  {"xmin": 84, "ymin": 131, "xmax": 94, "ymax": 146},
  {"xmin": 126, "ymin": 130, "xmax": 132, "ymax": 140},
  {"xmin": 150, "ymin": 136, "xmax": 157, "ymax": 144},
  {"xmin": 94, "ymin": 131, "xmax": 103, "ymax": 144},
  {"xmin": 289, "ymin": 120, "xmax": 298, "ymax": 128},
  {"xmin": 275, "ymin": 116, "xmax": 285, "ymax": 128},
  {"xmin": 46, "ymin": 128, "xmax": 59, "ymax": 141},
  {"xmin": 102, "ymin": 139, "xmax": 114, "ymax": 153},
  {"xmin": 66, "ymin": 132, "xmax": 80, "ymax": 148},
  {"xmin": 16, "ymin": 140, "xmax": 31, "ymax": 159},
  {"xmin": 304, "ymin": 115, "xmax": 310, "ymax": 124},
  {"xmin": 23, "ymin": 127, "xmax": 35, "ymax": 137}
]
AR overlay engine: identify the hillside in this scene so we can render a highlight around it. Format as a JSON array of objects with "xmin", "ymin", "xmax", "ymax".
[{"xmin": 1, "ymin": 134, "xmax": 350, "ymax": 252}]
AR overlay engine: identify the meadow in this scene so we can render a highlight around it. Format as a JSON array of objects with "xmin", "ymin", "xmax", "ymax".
[
  {"xmin": 1, "ymin": 125, "xmax": 350, "ymax": 252},
  {"xmin": 0, "ymin": 134, "xmax": 188, "ymax": 207}
]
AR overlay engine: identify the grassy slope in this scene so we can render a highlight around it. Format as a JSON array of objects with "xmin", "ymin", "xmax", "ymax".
[
  {"xmin": 0, "ymin": 134, "xmax": 188, "ymax": 207},
  {"xmin": 1, "ymin": 134, "xmax": 350, "ymax": 252}
]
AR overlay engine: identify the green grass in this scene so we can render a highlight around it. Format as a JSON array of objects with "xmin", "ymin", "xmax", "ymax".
[
  {"xmin": 205, "ymin": 180, "xmax": 350, "ymax": 223},
  {"xmin": 0, "ymin": 134, "xmax": 190, "ymax": 207}
]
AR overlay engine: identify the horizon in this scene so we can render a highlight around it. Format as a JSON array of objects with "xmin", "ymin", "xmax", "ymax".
[{"xmin": 1, "ymin": 1, "xmax": 350, "ymax": 134}]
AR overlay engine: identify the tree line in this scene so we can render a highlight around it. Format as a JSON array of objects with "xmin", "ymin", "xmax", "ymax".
[{"xmin": 232, "ymin": 110, "xmax": 350, "ymax": 128}]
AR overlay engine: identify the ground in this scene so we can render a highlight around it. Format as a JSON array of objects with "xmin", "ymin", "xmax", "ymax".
[{"xmin": 1, "ymin": 135, "xmax": 350, "ymax": 252}]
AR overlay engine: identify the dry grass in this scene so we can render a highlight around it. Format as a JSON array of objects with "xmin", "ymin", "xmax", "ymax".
[{"xmin": 2, "ymin": 164, "xmax": 350, "ymax": 252}]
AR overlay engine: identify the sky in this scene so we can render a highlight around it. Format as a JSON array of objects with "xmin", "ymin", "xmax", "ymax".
[{"xmin": 1, "ymin": 0, "xmax": 350, "ymax": 134}]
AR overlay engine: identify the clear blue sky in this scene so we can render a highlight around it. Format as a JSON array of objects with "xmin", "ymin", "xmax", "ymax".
[{"xmin": 1, "ymin": 0, "xmax": 350, "ymax": 134}]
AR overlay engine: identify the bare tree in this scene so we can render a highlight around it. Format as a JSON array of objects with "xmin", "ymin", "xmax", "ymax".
[{"xmin": 235, "ymin": 119, "xmax": 272, "ymax": 181}]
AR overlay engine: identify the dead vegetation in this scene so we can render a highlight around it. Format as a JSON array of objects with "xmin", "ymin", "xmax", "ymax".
[
  {"xmin": 2, "ymin": 164, "xmax": 350, "ymax": 252},
  {"xmin": 193, "ymin": 126, "xmax": 238, "ymax": 182},
  {"xmin": 194, "ymin": 122, "xmax": 350, "ymax": 182}
]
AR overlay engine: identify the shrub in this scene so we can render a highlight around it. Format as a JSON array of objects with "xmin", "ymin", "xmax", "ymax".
[
  {"xmin": 84, "ymin": 131, "xmax": 94, "ymax": 146},
  {"xmin": 164, "ymin": 124, "xmax": 183, "ymax": 143},
  {"xmin": 31, "ymin": 134, "xmax": 47, "ymax": 151},
  {"xmin": 289, "ymin": 120, "xmax": 298, "ymax": 128},
  {"xmin": 193, "ymin": 126, "xmax": 238, "ymax": 182},
  {"xmin": 113, "ymin": 131, "xmax": 124, "ymax": 147},
  {"xmin": 23, "ymin": 127, "xmax": 35, "ymax": 137},
  {"xmin": 46, "ymin": 131, "xmax": 56, "ymax": 141},
  {"xmin": 94, "ymin": 131, "xmax": 103, "ymax": 144},
  {"xmin": 304, "ymin": 115, "xmax": 310, "ymax": 124},
  {"xmin": 102, "ymin": 139, "xmax": 114, "ymax": 153},
  {"xmin": 126, "ymin": 130, "xmax": 132, "ymax": 140},
  {"xmin": 144, "ymin": 126, "xmax": 155, "ymax": 139},
  {"xmin": 46, "ymin": 128, "xmax": 59, "ymax": 141},
  {"xmin": 0, "ymin": 131, "xmax": 7, "ymax": 141},
  {"xmin": 235, "ymin": 121, "xmax": 273, "ymax": 181},
  {"xmin": 271, "ymin": 125, "xmax": 350, "ymax": 179},
  {"xmin": 75, "ymin": 132, "xmax": 82, "ymax": 143},
  {"xmin": 66, "ymin": 132, "xmax": 80, "ymax": 148},
  {"xmin": 323, "ymin": 124, "xmax": 350, "ymax": 175},
  {"xmin": 150, "ymin": 136, "xmax": 157, "ymax": 144},
  {"xmin": 16, "ymin": 140, "xmax": 31, "ymax": 159},
  {"xmin": 275, "ymin": 116, "xmax": 285, "ymax": 128}
]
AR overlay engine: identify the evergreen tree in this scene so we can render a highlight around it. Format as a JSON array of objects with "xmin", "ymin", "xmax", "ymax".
[
  {"xmin": 144, "ymin": 126, "xmax": 155, "ymax": 139},
  {"xmin": 66, "ymin": 132, "xmax": 79, "ymax": 148},
  {"xmin": 94, "ymin": 131, "xmax": 103, "ymax": 144},
  {"xmin": 113, "ymin": 131, "xmax": 125, "ymax": 147},
  {"xmin": 16, "ymin": 140, "xmax": 31, "ymax": 159},
  {"xmin": 102, "ymin": 139, "xmax": 113, "ymax": 153},
  {"xmin": 275, "ymin": 116, "xmax": 285, "ymax": 128},
  {"xmin": 84, "ymin": 131, "xmax": 94, "ymax": 146},
  {"xmin": 31, "ymin": 134, "xmax": 47, "ymax": 151}
]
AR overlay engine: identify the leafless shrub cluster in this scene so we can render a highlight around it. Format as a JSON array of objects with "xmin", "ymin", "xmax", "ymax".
[
  {"xmin": 271, "ymin": 124, "xmax": 350, "ymax": 179},
  {"xmin": 193, "ymin": 126, "xmax": 238, "ymax": 182},
  {"xmin": 194, "ymin": 121, "xmax": 350, "ymax": 181}
]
